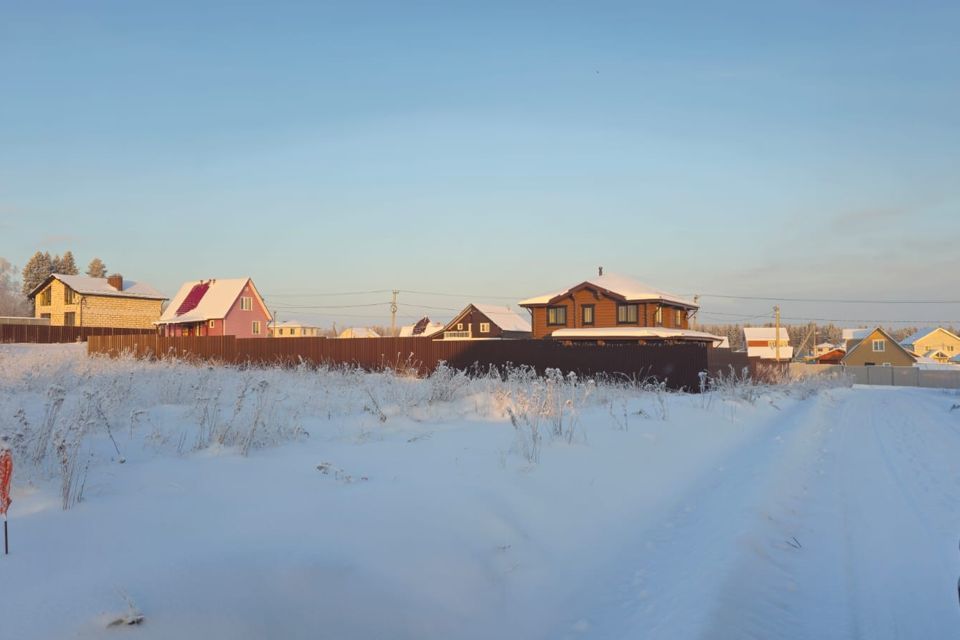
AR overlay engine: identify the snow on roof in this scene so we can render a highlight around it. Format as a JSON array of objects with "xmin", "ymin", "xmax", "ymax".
[
  {"xmin": 743, "ymin": 327, "xmax": 791, "ymax": 342},
  {"xmin": 519, "ymin": 273, "xmax": 697, "ymax": 308},
  {"xmin": 472, "ymin": 304, "xmax": 531, "ymax": 333},
  {"xmin": 398, "ymin": 321, "xmax": 445, "ymax": 337},
  {"xmin": 157, "ymin": 278, "xmax": 256, "ymax": 325},
  {"xmin": 34, "ymin": 273, "xmax": 166, "ymax": 300},
  {"xmin": 270, "ymin": 319, "xmax": 321, "ymax": 328},
  {"xmin": 338, "ymin": 327, "xmax": 380, "ymax": 338},
  {"xmin": 842, "ymin": 328, "xmax": 870, "ymax": 341},
  {"xmin": 951, "ymin": 354, "xmax": 960, "ymax": 364},
  {"xmin": 550, "ymin": 327, "xmax": 723, "ymax": 344},
  {"xmin": 900, "ymin": 327, "xmax": 938, "ymax": 345}
]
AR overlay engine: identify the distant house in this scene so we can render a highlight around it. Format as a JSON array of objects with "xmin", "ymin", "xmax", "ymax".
[
  {"xmin": 519, "ymin": 271, "xmax": 706, "ymax": 343},
  {"xmin": 156, "ymin": 278, "xmax": 270, "ymax": 338},
  {"xmin": 814, "ymin": 342, "xmax": 836, "ymax": 356},
  {"xmin": 398, "ymin": 317, "xmax": 445, "ymax": 338},
  {"xmin": 742, "ymin": 327, "xmax": 793, "ymax": 361},
  {"xmin": 439, "ymin": 304, "xmax": 531, "ymax": 340},
  {"xmin": 28, "ymin": 273, "xmax": 166, "ymax": 329},
  {"xmin": 271, "ymin": 320, "xmax": 322, "ymax": 338},
  {"xmin": 338, "ymin": 327, "xmax": 380, "ymax": 338},
  {"xmin": 899, "ymin": 328, "xmax": 960, "ymax": 363},
  {"xmin": 841, "ymin": 327, "xmax": 916, "ymax": 367},
  {"xmin": 816, "ymin": 348, "xmax": 846, "ymax": 364}
]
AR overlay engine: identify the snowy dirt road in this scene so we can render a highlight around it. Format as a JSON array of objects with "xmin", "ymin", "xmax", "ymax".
[
  {"xmin": 553, "ymin": 387, "xmax": 960, "ymax": 640},
  {"xmin": 2, "ymin": 346, "xmax": 959, "ymax": 639}
]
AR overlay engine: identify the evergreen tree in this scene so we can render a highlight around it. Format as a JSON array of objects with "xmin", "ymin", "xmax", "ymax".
[
  {"xmin": 20, "ymin": 251, "xmax": 54, "ymax": 298},
  {"xmin": 55, "ymin": 251, "xmax": 79, "ymax": 275},
  {"xmin": 86, "ymin": 257, "xmax": 107, "ymax": 278}
]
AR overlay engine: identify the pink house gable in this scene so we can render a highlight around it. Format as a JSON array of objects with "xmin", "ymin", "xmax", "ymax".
[{"xmin": 222, "ymin": 280, "xmax": 271, "ymax": 338}]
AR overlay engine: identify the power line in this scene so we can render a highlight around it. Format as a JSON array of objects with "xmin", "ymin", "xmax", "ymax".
[
  {"xmin": 265, "ymin": 289, "xmax": 391, "ymax": 298},
  {"xmin": 398, "ymin": 289, "xmax": 524, "ymax": 301},
  {"xmin": 272, "ymin": 301, "xmax": 391, "ymax": 310},
  {"xmin": 689, "ymin": 293, "xmax": 960, "ymax": 304}
]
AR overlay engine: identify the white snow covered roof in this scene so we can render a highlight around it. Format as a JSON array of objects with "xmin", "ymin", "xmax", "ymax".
[
  {"xmin": 270, "ymin": 319, "xmax": 321, "ymax": 329},
  {"xmin": 743, "ymin": 327, "xmax": 791, "ymax": 342},
  {"xmin": 338, "ymin": 327, "xmax": 381, "ymax": 338},
  {"xmin": 471, "ymin": 304, "xmax": 531, "ymax": 333},
  {"xmin": 519, "ymin": 273, "xmax": 697, "ymax": 309},
  {"xmin": 398, "ymin": 321, "xmax": 445, "ymax": 337},
  {"xmin": 550, "ymin": 327, "xmax": 724, "ymax": 345},
  {"xmin": 842, "ymin": 328, "xmax": 870, "ymax": 341},
  {"xmin": 157, "ymin": 278, "xmax": 261, "ymax": 325},
  {"xmin": 30, "ymin": 273, "xmax": 166, "ymax": 300}
]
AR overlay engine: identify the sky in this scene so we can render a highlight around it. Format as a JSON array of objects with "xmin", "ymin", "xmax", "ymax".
[{"xmin": 1, "ymin": 1, "xmax": 959, "ymax": 329}]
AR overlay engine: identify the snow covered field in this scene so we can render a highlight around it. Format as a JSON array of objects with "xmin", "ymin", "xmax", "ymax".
[{"xmin": 2, "ymin": 344, "xmax": 959, "ymax": 639}]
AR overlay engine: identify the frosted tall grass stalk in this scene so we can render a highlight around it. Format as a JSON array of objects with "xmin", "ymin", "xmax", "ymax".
[
  {"xmin": 32, "ymin": 384, "xmax": 66, "ymax": 465},
  {"xmin": 240, "ymin": 380, "xmax": 269, "ymax": 456}
]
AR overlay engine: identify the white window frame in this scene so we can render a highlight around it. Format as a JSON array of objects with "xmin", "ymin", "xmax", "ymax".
[
  {"xmin": 654, "ymin": 306, "xmax": 663, "ymax": 326},
  {"xmin": 208, "ymin": 320, "xmax": 216, "ymax": 329},
  {"xmin": 252, "ymin": 320, "xmax": 261, "ymax": 335},
  {"xmin": 240, "ymin": 296, "xmax": 252, "ymax": 311},
  {"xmin": 872, "ymin": 339, "xmax": 885, "ymax": 352},
  {"xmin": 480, "ymin": 322, "xmax": 491, "ymax": 334},
  {"xmin": 457, "ymin": 323, "xmax": 464, "ymax": 330}
]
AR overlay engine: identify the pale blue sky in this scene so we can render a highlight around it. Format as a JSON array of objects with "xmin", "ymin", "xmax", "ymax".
[{"xmin": 2, "ymin": 1, "xmax": 958, "ymax": 327}]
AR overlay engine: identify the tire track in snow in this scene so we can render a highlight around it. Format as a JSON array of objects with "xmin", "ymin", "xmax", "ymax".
[{"xmin": 550, "ymin": 391, "xmax": 839, "ymax": 640}]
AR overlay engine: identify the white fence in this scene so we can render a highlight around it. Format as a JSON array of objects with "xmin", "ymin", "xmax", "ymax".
[{"xmin": 790, "ymin": 363, "xmax": 960, "ymax": 389}]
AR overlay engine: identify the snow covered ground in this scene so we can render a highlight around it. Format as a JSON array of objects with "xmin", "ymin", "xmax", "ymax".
[{"xmin": 2, "ymin": 344, "xmax": 959, "ymax": 639}]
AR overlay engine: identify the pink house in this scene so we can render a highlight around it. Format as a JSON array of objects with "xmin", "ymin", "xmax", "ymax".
[{"xmin": 156, "ymin": 278, "xmax": 271, "ymax": 338}]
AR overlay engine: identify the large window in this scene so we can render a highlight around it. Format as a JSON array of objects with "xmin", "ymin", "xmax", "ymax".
[
  {"xmin": 654, "ymin": 306, "xmax": 663, "ymax": 326},
  {"xmin": 581, "ymin": 305, "xmax": 595, "ymax": 326},
  {"xmin": 547, "ymin": 306, "xmax": 567, "ymax": 326},
  {"xmin": 872, "ymin": 339, "xmax": 885, "ymax": 352},
  {"xmin": 64, "ymin": 288, "xmax": 75, "ymax": 304},
  {"xmin": 63, "ymin": 312, "xmax": 76, "ymax": 326},
  {"xmin": 240, "ymin": 296, "xmax": 252, "ymax": 311},
  {"xmin": 39, "ymin": 288, "xmax": 52, "ymax": 306},
  {"xmin": 480, "ymin": 322, "xmax": 491, "ymax": 333},
  {"xmin": 675, "ymin": 309, "xmax": 682, "ymax": 326},
  {"xmin": 617, "ymin": 303, "xmax": 638, "ymax": 324}
]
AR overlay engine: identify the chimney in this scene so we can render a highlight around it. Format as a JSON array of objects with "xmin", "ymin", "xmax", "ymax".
[
  {"xmin": 598, "ymin": 266, "xmax": 603, "ymax": 276},
  {"xmin": 107, "ymin": 274, "xmax": 123, "ymax": 291}
]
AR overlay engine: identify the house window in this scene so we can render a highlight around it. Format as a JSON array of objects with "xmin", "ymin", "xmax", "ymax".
[
  {"xmin": 654, "ymin": 306, "xmax": 663, "ymax": 326},
  {"xmin": 675, "ymin": 309, "xmax": 682, "ymax": 326},
  {"xmin": 64, "ymin": 288, "xmax": 75, "ymax": 304},
  {"xmin": 872, "ymin": 339, "xmax": 885, "ymax": 352},
  {"xmin": 457, "ymin": 323, "xmax": 464, "ymax": 330},
  {"xmin": 39, "ymin": 288, "xmax": 52, "ymax": 306},
  {"xmin": 240, "ymin": 296, "xmax": 252, "ymax": 311},
  {"xmin": 546, "ymin": 306, "xmax": 567, "ymax": 326},
  {"xmin": 40, "ymin": 313, "xmax": 51, "ymax": 320},
  {"xmin": 301, "ymin": 328, "xmax": 306, "ymax": 336},
  {"xmin": 252, "ymin": 320, "xmax": 261, "ymax": 335},
  {"xmin": 64, "ymin": 312, "xmax": 76, "ymax": 326},
  {"xmin": 581, "ymin": 305, "xmax": 595, "ymax": 326},
  {"xmin": 617, "ymin": 304, "xmax": 638, "ymax": 324},
  {"xmin": 480, "ymin": 322, "xmax": 491, "ymax": 333}
]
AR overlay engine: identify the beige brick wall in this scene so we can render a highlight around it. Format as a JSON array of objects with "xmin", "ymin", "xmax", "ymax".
[{"xmin": 34, "ymin": 279, "xmax": 163, "ymax": 329}]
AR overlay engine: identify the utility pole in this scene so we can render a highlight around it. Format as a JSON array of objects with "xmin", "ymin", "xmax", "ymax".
[
  {"xmin": 774, "ymin": 305, "xmax": 782, "ymax": 362},
  {"xmin": 390, "ymin": 290, "xmax": 399, "ymax": 337}
]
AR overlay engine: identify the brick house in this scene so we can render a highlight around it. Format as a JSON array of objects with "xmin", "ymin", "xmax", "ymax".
[
  {"xmin": 28, "ymin": 273, "xmax": 166, "ymax": 329},
  {"xmin": 438, "ymin": 304, "xmax": 531, "ymax": 340},
  {"xmin": 519, "ymin": 271, "xmax": 718, "ymax": 345},
  {"xmin": 156, "ymin": 278, "xmax": 271, "ymax": 338}
]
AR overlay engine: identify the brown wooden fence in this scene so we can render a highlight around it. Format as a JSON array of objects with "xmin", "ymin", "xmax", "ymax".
[
  {"xmin": 0, "ymin": 324, "xmax": 156, "ymax": 344},
  {"xmin": 705, "ymin": 348, "xmax": 788, "ymax": 382},
  {"xmin": 87, "ymin": 335, "xmax": 711, "ymax": 390}
]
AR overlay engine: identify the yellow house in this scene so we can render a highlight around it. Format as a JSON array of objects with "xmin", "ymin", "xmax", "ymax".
[
  {"xmin": 270, "ymin": 320, "xmax": 323, "ymax": 338},
  {"xmin": 29, "ymin": 273, "xmax": 166, "ymax": 329},
  {"xmin": 900, "ymin": 327, "xmax": 960, "ymax": 363}
]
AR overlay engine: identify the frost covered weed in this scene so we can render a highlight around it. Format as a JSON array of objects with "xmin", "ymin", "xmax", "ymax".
[{"xmin": 0, "ymin": 346, "xmax": 686, "ymax": 485}]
